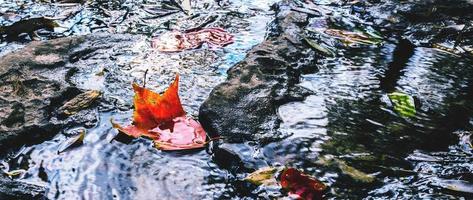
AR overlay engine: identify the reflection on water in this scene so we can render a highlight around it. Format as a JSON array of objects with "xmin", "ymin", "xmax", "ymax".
[
  {"xmin": 278, "ymin": 36, "xmax": 473, "ymax": 199},
  {"xmin": 1, "ymin": 0, "xmax": 278, "ymax": 199}
]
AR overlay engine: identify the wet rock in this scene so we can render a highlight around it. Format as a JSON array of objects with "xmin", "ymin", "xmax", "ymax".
[
  {"xmin": 0, "ymin": 176, "xmax": 46, "ymax": 199},
  {"xmin": 212, "ymin": 142, "xmax": 267, "ymax": 174},
  {"xmin": 0, "ymin": 17, "xmax": 59, "ymax": 41},
  {"xmin": 199, "ymin": 1, "xmax": 315, "ymax": 143},
  {"xmin": 360, "ymin": 0, "xmax": 473, "ymax": 52},
  {"xmin": 0, "ymin": 34, "xmax": 137, "ymax": 152},
  {"xmin": 0, "ymin": 33, "xmax": 138, "ymax": 198}
]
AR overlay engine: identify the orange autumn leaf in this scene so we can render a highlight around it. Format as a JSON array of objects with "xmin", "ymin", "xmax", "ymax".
[
  {"xmin": 132, "ymin": 74, "xmax": 186, "ymax": 128},
  {"xmin": 112, "ymin": 74, "xmax": 207, "ymax": 151}
]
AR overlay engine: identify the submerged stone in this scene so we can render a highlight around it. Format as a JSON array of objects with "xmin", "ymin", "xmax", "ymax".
[
  {"xmin": 0, "ymin": 34, "xmax": 138, "ymax": 197},
  {"xmin": 199, "ymin": 0, "xmax": 315, "ymax": 143}
]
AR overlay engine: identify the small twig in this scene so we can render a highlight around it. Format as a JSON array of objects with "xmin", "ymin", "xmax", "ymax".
[{"xmin": 143, "ymin": 69, "xmax": 149, "ymax": 88}]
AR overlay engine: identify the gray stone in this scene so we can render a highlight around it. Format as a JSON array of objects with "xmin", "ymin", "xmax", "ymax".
[
  {"xmin": 0, "ymin": 177, "xmax": 46, "ymax": 200},
  {"xmin": 199, "ymin": 1, "xmax": 315, "ymax": 143},
  {"xmin": 0, "ymin": 34, "xmax": 139, "ymax": 198}
]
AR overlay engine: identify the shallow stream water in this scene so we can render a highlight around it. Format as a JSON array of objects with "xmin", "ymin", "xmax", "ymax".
[{"xmin": 1, "ymin": 0, "xmax": 473, "ymax": 199}]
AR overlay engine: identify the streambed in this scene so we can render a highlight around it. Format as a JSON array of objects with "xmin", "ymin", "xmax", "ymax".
[{"xmin": 1, "ymin": 0, "xmax": 473, "ymax": 199}]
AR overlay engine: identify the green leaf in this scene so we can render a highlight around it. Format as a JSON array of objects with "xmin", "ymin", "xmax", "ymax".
[
  {"xmin": 58, "ymin": 129, "xmax": 85, "ymax": 154},
  {"xmin": 316, "ymin": 156, "xmax": 375, "ymax": 183},
  {"xmin": 303, "ymin": 37, "xmax": 335, "ymax": 57},
  {"xmin": 244, "ymin": 167, "xmax": 279, "ymax": 186},
  {"xmin": 324, "ymin": 29, "xmax": 382, "ymax": 46},
  {"xmin": 388, "ymin": 92, "xmax": 416, "ymax": 118},
  {"xmin": 4, "ymin": 169, "xmax": 27, "ymax": 178}
]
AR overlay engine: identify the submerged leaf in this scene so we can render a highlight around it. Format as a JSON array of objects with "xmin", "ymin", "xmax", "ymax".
[
  {"xmin": 437, "ymin": 178, "xmax": 473, "ymax": 194},
  {"xmin": 58, "ymin": 90, "xmax": 101, "ymax": 116},
  {"xmin": 58, "ymin": 129, "xmax": 85, "ymax": 153},
  {"xmin": 324, "ymin": 29, "xmax": 382, "ymax": 46},
  {"xmin": 0, "ymin": 17, "xmax": 59, "ymax": 40},
  {"xmin": 303, "ymin": 37, "xmax": 335, "ymax": 57},
  {"xmin": 151, "ymin": 28, "xmax": 234, "ymax": 52},
  {"xmin": 280, "ymin": 168, "xmax": 326, "ymax": 200},
  {"xmin": 335, "ymin": 159, "xmax": 375, "ymax": 183},
  {"xmin": 152, "ymin": 116, "xmax": 207, "ymax": 151},
  {"xmin": 388, "ymin": 92, "xmax": 416, "ymax": 118},
  {"xmin": 4, "ymin": 169, "xmax": 27, "ymax": 178},
  {"xmin": 244, "ymin": 167, "xmax": 279, "ymax": 186},
  {"xmin": 112, "ymin": 74, "xmax": 208, "ymax": 151},
  {"xmin": 316, "ymin": 156, "xmax": 375, "ymax": 183},
  {"xmin": 432, "ymin": 43, "xmax": 472, "ymax": 56}
]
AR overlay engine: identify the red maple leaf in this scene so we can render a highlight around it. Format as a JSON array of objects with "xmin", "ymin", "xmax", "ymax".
[
  {"xmin": 112, "ymin": 74, "xmax": 207, "ymax": 150},
  {"xmin": 280, "ymin": 168, "xmax": 327, "ymax": 200}
]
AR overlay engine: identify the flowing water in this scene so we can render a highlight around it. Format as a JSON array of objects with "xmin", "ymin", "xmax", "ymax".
[{"xmin": 1, "ymin": 0, "xmax": 473, "ymax": 199}]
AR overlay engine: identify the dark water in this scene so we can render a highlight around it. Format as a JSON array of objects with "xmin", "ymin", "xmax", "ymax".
[{"xmin": 1, "ymin": 0, "xmax": 473, "ymax": 199}]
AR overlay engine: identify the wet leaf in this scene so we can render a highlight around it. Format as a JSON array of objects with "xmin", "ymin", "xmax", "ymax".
[
  {"xmin": 280, "ymin": 168, "xmax": 326, "ymax": 200},
  {"xmin": 388, "ymin": 92, "xmax": 416, "ymax": 118},
  {"xmin": 323, "ymin": 29, "xmax": 382, "ymax": 46},
  {"xmin": 112, "ymin": 74, "xmax": 208, "ymax": 151},
  {"xmin": 303, "ymin": 37, "xmax": 335, "ymax": 57},
  {"xmin": 437, "ymin": 178, "xmax": 473, "ymax": 194},
  {"xmin": 58, "ymin": 90, "xmax": 101, "ymax": 116},
  {"xmin": 4, "ymin": 169, "xmax": 27, "ymax": 178},
  {"xmin": 433, "ymin": 43, "xmax": 472, "ymax": 57},
  {"xmin": 244, "ymin": 167, "xmax": 279, "ymax": 186},
  {"xmin": 0, "ymin": 17, "xmax": 59, "ymax": 40},
  {"xmin": 151, "ymin": 116, "xmax": 207, "ymax": 151},
  {"xmin": 151, "ymin": 28, "xmax": 234, "ymax": 52},
  {"xmin": 336, "ymin": 160, "xmax": 375, "ymax": 183},
  {"xmin": 58, "ymin": 129, "xmax": 85, "ymax": 153},
  {"xmin": 316, "ymin": 156, "xmax": 375, "ymax": 183}
]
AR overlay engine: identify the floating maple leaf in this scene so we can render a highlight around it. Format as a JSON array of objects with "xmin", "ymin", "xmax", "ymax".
[
  {"xmin": 151, "ymin": 28, "xmax": 234, "ymax": 52},
  {"xmin": 112, "ymin": 74, "xmax": 207, "ymax": 150},
  {"xmin": 280, "ymin": 168, "xmax": 327, "ymax": 200}
]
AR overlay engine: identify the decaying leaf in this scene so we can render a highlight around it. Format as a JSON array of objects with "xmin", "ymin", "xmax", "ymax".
[
  {"xmin": 433, "ymin": 43, "xmax": 473, "ymax": 57},
  {"xmin": 151, "ymin": 28, "xmax": 234, "ymax": 52},
  {"xmin": 388, "ymin": 91, "xmax": 416, "ymax": 118},
  {"xmin": 112, "ymin": 74, "xmax": 208, "ymax": 151},
  {"xmin": 436, "ymin": 178, "xmax": 473, "ymax": 194},
  {"xmin": 323, "ymin": 29, "xmax": 382, "ymax": 46},
  {"xmin": 58, "ymin": 90, "xmax": 101, "ymax": 116},
  {"xmin": 0, "ymin": 17, "xmax": 60, "ymax": 40},
  {"xmin": 303, "ymin": 37, "xmax": 335, "ymax": 57},
  {"xmin": 4, "ymin": 169, "xmax": 27, "ymax": 178},
  {"xmin": 280, "ymin": 168, "xmax": 327, "ymax": 200},
  {"xmin": 244, "ymin": 167, "xmax": 279, "ymax": 186},
  {"xmin": 58, "ymin": 129, "xmax": 85, "ymax": 153},
  {"xmin": 316, "ymin": 156, "xmax": 375, "ymax": 183}
]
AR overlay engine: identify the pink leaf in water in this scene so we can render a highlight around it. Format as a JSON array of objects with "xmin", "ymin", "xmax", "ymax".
[{"xmin": 151, "ymin": 28, "xmax": 234, "ymax": 52}]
